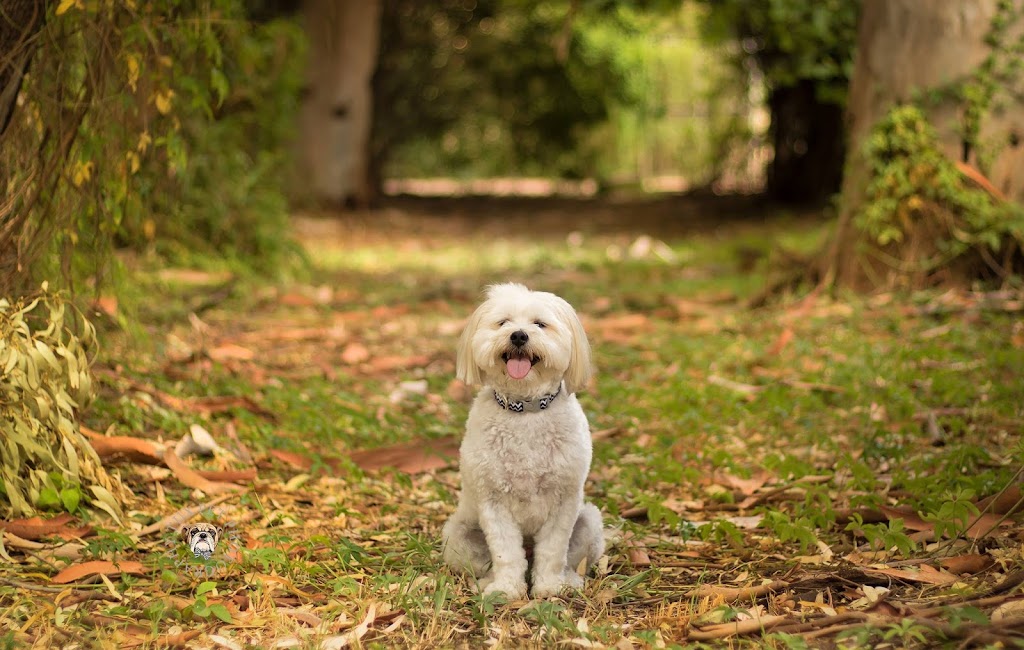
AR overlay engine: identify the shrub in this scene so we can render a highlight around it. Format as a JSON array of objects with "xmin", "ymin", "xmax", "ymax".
[
  {"xmin": 854, "ymin": 104, "xmax": 1024, "ymax": 286},
  {"xmin": 0, "ymin": 289, "xmax": 124, "ymax": 519}
]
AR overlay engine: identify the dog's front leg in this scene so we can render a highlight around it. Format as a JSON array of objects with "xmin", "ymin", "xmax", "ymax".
[
  {"xmin": 478, "ymin": 501, "xmax": 528, "ymax": 600},
  {"xmin": 531, "ymin": 502, "xmax": 585, "ymax": 598}
]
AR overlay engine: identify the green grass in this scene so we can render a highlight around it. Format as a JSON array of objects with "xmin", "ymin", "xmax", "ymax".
[{"xmin": 3, "ymin": 210, "xmax": 1022, "ymax": 648}]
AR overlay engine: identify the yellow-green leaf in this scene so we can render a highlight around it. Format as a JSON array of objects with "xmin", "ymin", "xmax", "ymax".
[
  {"xmin": 33, "ymin": 339, "xmax": 61, "ymax": 371},
  {"xmin": 55, "ymin": 0, "xmax": 80, "ymax": 16}
]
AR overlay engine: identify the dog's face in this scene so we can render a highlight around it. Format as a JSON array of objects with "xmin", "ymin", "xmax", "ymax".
[
  {"xmin": 457, "ymin": 283, "xmax": 592, "ymax": 394},
  {"xmin": 181, "ymin": 522, "xmax": 220, "ymax": 558}
]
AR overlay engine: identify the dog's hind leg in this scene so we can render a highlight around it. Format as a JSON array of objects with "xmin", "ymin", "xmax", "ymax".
[
  {"xmin": 441, "ymin": 513, "xmax": 492, "ymax": 579},
  {"xmin": 567, "ymin": 503, "xmax": 604, "ymax": 574}
]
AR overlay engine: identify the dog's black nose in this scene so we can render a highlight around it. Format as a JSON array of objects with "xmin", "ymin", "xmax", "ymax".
[
  {"xmin": 198, "ymin": 532, "xmax": 207, "ymax": 539},
  {"xmin": 510, "ymin": 330, "xmax": 529, "ymax": 347}
]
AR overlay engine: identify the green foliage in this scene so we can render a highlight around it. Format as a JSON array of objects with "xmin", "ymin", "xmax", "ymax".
[
  {"xmin": 0, "ymin": 289, "xmax": 124, "ymax": 518},
  {"xmin": 186, "ymin": 581, "xmax": 233, "ymax": 623},
  {"xmin": 855, "ymin": 105, "xmax": 1024, "ymax": 283},
  {"xmin": 699, "ymin": 0, "xmax": 859, "ymax": 104},
  {"xmin": 696, "ymin": 519, "xmax": 744, "ymax": 548},
  {"xmin": 959, "ymin": 0, "xmax": 1024, "ymax": 162},
  {"xmin": 924, "ymin": 489, "xmax": 981, "ymax": 540},
  {"xmin": 376, "ymin": 2, "xmax": 745, "ymax": 184},
  {"xmin": 0, "ymin": 2, "xmax": 304, "ymax": 298},
  {"xmin": 138, "ymin": 15, "xmax": 307, "ymax": 270},
  {"xmin": 762, "ymin": 511, "xmax": 818, "ymax": 552},
  {"xmin": 844, "ymin": 515, "xmax": 916, "ymax": 557}
]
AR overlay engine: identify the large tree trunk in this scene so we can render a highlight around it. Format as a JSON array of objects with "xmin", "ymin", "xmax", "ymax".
[
  {"xmin": 0, "ymin": 0, "xmax": 47, "ymax": 137},
  {"xmin": 766, "ymin": 79, "xmax": 845, "ymax": 204},
  {"xmin": 825, "ymin": 0, "xmax": 1024, "ymax": 288},
  {"xmin": 298, "ymin": 0, "xmax": 381, "ymax": 208}
]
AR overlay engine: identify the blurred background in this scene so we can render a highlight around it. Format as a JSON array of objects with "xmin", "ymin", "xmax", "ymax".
[{"xmin": 1, "ymin": 0, "xmax": 1021, "ymax": 297}]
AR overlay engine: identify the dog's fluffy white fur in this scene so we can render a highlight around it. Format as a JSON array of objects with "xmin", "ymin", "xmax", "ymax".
[{"xmin": 442, "ymin": 283, "xmax": 604, "ymax": 599}]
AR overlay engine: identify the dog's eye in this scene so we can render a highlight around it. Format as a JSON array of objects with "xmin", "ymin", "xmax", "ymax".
[
  {"xmin": 534, "ymin": 320, "xmax": 546, "ymax": 328},
  {"xmin": 497, "ymin": 319, "xmax": 509, "ymax": 326}
]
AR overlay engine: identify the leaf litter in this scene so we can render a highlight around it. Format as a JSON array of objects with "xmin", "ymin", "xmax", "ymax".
[{"xmin": 3, "ymin": 210, "xmax": 1024, "ymax": 648}]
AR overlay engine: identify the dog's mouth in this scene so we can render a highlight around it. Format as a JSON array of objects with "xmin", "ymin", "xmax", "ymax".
[{"xmin": 502, "ymin": 351, "xmax": 539, "ymax": 380}]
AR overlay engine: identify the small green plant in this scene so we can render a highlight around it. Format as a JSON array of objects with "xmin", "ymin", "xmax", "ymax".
[
  {"xmin": 762, "ymin": 511, "xmax": 819, "ymax": 552},
  {"xmin": 697, "ymin": 518, "xmax": 745, "ymax": 548},
  {"xmin": 924, "ymin": 489, "xmax": 981, "ymax": 540},
  {"xmin": 767, "ymin": 632, "xmax": 813, "ymax": 650},
  {"xmin": 468, "ymin": 591, "xmax": 504, "ymax": 628},
  {"xmin": 185, "ymin": 581, "xmax": 232, "ymax": 624},
  {"xmin": 844, "ymin": 514, "xmax": 916, "ymax": 557},
  {"xmin": 242, "ymin": 547, "xmax": 290, "ymax": 573},
  {"xmin": 519, "ymin": 600, "xmax": 576, "ymax": 635},
  {"xmin": 84, "ymin": 529, "xmax": 137, "ymax": 560},
  {"xmin": 881, "ymin": 619, "xmax": 930, "ymax": 645}
]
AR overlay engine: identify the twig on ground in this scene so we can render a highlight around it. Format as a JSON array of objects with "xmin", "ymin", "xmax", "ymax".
[
  {"xmin": 687, "ymin": 614, "xmax": 789, "ymax": 640},
  {"xmin": 134, "ymin": 491, "xmax": 240, "ymax": 538},
  {"xmin": 690, "ymin": 580, "xmax": 789, "ymax": 602}
]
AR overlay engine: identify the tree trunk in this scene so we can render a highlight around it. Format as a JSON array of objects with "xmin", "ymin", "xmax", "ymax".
[
  {"xmin": 825, "ymin": 0, "xmax": 1023, "ymax": 288},
  {"xmin": 0, "ymin": 0, "xmax": 47, "ymax": 137},
  {"xmin": 297, "ymin": 0, "xmax": 381, "ymax": 208},
  {"xmin": 766, "ymin": 80, "xmax": 845, "ymax": 204}
]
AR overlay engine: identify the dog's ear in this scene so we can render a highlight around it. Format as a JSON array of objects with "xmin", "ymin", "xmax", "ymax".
[
  {"xmin": 181, "ymin": 526, "xmax": 191, "ymax": 542},
  {"xmin": 456, "ymin": 302, "xmax": 485, "ymax": 386},
  {"xmin": 552, "ymin": 295, "xmax": 593, "ymax": 394}
]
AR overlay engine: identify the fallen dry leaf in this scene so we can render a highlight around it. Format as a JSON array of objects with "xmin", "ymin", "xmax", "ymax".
[
  {"xmin": 879, "ymin": 504, "xmax": 1008, "ymax": 539},
  {"xmin": 716, "ymin": 471, "xmax": 770, "ymax": 496},
  {"xmin": 123, "ymin": 629, "xmax": 204, "ymax": 649},
  {"xmin": 0, "ymin": 514, "xmax": 80, "ymax": 540},
  {"xmin": 196, "ymin": 468, "xmax": 258, "ymax": 483},
  {"xmin": 341, "ymin": 342, "xmax": 371, "ymax": 365},
  {"xmin": 878, "ymin": 505, "xmax": 933, "ymax": 533},
  {"xmin": 207, "ymin": 342, "xmax": 255, "ymax": 362},
  {"xmin": 163, "ymin": 449, "xmax": 244, "ymax": 495},
  {"xmin": 991, "ymin": 598, "xmax": 1024, "ymax": 622},
  {"xmin": 939, "ymin": 553, "xmax": 994, "ymax": 575},
  {"xmin": 977, "ymin": 486, "xmax": 1023, "ymax": 516},
  {"xmin": 367, "ymin": 354, "xmax": 432, "ymax": 372},
  {"xmin": 965, "ymin": 513, "xmax": 1012, "ymax": 539},
  {"xmin": 707, "ymin": 374, "xmax": 763, "ymax": 396},
  {"xmin": 269, "ymin": 449, "xmax": 315, "ymax": 471},
  {"xmin": 156, "ymin": 268, "xmax": 233, "ymax": 285},
  {"xmin": 86, "ymin": 434, "xmax": 163, "ymax": 466},
  {"xmin": 51, "ymin": 560, "xmax": 147, "ymax": 584},
  {"xmin": 350, "ymin": 437, "xmax": 460, "ymax": 473},
  {"xmin": 765, "ymin": 327, "xmax": 794, "ymax": 357},
  {"xmin": 93, "ymin": 295, "xmax": 118, "ymax": 318},
  {"xmin": 624, "ymin": 539, "xmax": 651, "ymax": 566},
  {"xmin": 862, "ymin": 563, "xmax": 958, "ymax": 586}
]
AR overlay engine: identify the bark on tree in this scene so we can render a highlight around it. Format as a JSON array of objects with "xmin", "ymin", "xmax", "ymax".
[
  {"xmin": 298, "ymin": 0, "xmax": 381, "ymax": 208},
  {"xmin": 0, "ymin": 0, "xmax": 47, "ymax": 138},
  {"xmin": 825, "ymin": 0, "xmax": 1024, "ymax": 287}
]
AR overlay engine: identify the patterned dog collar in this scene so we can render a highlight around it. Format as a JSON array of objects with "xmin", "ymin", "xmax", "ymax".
[{"xmin": 493, "ymin": 383, "xmax": 562, "ymax": 412}]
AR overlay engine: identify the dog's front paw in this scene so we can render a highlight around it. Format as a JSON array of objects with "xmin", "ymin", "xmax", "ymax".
[
  {"xmin": 531, "ymin": 571, "xmax": 584, "ymax": 599},
  {"xmin": 482, "ymin": 578, "xmax": 527, "ymax": 601}
]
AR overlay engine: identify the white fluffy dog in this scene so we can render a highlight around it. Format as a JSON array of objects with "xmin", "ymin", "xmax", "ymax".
[{"xmin": 442, "ymin": 283, "xmax": 604, "ymax": 599}]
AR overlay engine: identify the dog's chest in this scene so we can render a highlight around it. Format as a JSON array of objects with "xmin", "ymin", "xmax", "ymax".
[
  {"xmin": 465, "ymin": 407, "xmax": 588, "ymax": 500},
  {"xmin": 491, "ymin": 432, "xmax": 569, "ymax": 495}
]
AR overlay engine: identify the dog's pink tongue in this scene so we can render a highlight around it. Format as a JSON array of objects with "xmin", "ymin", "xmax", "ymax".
[{"xmin": 506, "ymin": 357, "xmax": 532, "ymax": 379}]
